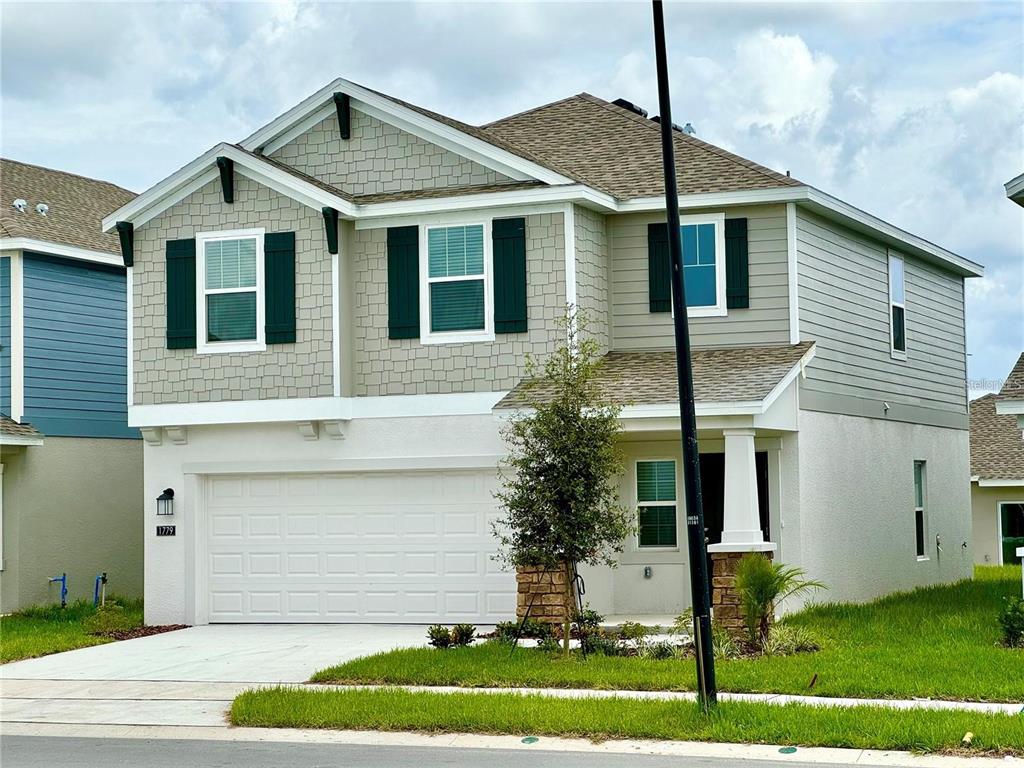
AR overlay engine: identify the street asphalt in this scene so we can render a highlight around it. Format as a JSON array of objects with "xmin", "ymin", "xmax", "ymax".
[{"xmin": 0, "ymin": 735, "xmax": 881, "ymax": 768}]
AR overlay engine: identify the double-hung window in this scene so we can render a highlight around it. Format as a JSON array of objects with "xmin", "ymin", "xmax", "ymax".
[
  {"xmin": 913, "ymin": 460, "xmax": 927, "ymax": 559},
  {"xmin": 421, "ymin": 222, "xmax": 492, "ymax": 344},
  {"xmin": 196, "ymin": 228, "xmax": 265, "ymax": 354},
  {"xmin": 679, "ymin": 213, "xmax": 727, "ymax": 316},
  {"xmin": 637, "ymin": 460, "xmax": 677, "ymax": 547},
  {"xmin": 889, "ymin": 252, "xmax": 906, "ymax": 359}
]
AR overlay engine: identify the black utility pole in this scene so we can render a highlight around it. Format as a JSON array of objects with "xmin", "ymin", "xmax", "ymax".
[{"xmin": 651, "ymin": 0, "xmax": 717, "ymax": 710}]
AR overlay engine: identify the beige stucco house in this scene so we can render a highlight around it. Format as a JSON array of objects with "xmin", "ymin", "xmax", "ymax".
[{"xmin": 103, "ymin": 79, "xmax": 982, "ymax": 626}]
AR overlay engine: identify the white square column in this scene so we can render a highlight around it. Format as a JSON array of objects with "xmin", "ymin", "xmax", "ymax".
[{"xmin": 708, "ymin": 428, "xmax": 776, "ymax": 554}]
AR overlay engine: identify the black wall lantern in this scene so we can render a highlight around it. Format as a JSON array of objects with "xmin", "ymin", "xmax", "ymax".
[{"xmin": 156, "ymin": 488, "xmax": 175, "ymax": 516}]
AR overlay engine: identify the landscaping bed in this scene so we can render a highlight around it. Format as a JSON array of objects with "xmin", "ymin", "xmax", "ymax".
[
  {"xmin": 0, "ymin": 598, "xmax": 183, "ymax": 663},
  {"xmin": 230, "ymin": 686, "xmax": 1024, "ymax": 756},
  {"xmin": 312, "ymin": 566, "xmax": 1023, "ymax": 702}
]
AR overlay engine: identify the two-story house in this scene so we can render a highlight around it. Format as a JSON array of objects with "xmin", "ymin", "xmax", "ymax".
[
  {"xmin": 104, "ymin": 79, "xmax": 981, "ymax": 626},
  {"xmin": 1, "ymin": 159, "xmax": 143, "ymax": 611}
]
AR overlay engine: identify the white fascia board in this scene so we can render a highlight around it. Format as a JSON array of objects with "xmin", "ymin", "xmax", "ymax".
[
  {"xmin": 0, "ymin": 434, "xmax": 44, "ymax": 447},
  {"xmin": 977, "ymin": 478, "xmax": 1024, "ymax": 488},
  {"xmin": 0, "ymin": 238, "xmax": 122, "ymax": 268},
  {"xmin": 564, "ymin": 203, "xmax": 577, "ymax": 309},
  {"xmin": 801, "ymin": 187, "xmax": 984, "ymax": 278},
  {"xmin": 1005, "ymin": 172, "xmax": 1024, "ymax": 202},
  {"xmin": 102, "ymin": 144, "xmax": 358, "ymax": 232},
  {"xmin": 241, "ymin": 78, "xmax": 574, "ymax": 186},
  {"xmin": 621, "ymin": 402, "xmax": 765, "ymax": 419},
  {"xmin": 760, "ymin": 344, "xmax": 816, "ymax": 413},
  {"xmin": 354, "ymin": 184, "xmax": 615, "ymax": 225},
  {"xmin": 129, "ymin": 391, "xmax": 508, "ymax": 427},
  {"xmin": 616, "ymin": 186, "xmax": 806, "ymax": 213},
  {"xmin": 995, "ymin": 399, "xmax": 1024, "ymax": 415}
]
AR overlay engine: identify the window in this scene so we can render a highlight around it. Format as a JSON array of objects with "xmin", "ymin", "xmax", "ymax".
[
  {"xmin": 914, "ymin": 461, "xmax": 927, "ymax": 558},
  {"xmin": 889, "ymin": 253, "xmax": 906, "ymax": 358},
  {"xmin": 998, "ymin": 502, "xmax": 1024, "ymax": 565},
  {"xmin": 679, "ymin": 214, "xmax": 726, "ymax": 317},
  {"xmin": 196, "ymin": 229, "xmax": 265, "ymax": 354},
  {"xmin": 637, "ymin": 460, "xmax": 677, "ymax": 547},
  {"xmin": 421, "ymin": 222, "xmax": 493, "ymax": 344}
]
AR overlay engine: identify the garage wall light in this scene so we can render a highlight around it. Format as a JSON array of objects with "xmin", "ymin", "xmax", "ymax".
[{"xmin": 156, "ymin": 488, "xmax": 175, "ymax": 516}]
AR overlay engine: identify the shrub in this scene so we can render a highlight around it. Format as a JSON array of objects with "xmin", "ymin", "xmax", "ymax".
[
  {"xmin": 734, "ymin": 554, "xmax": 825, "ymax": 649},
  {"xmin": 644, "ymin": 640, "xmax": 676, "ymax": 660},
  {"xmin": 999, "ymin": 597, "xmax": 1024, "ymax": 648},
  {"xmin": 571, "ymin": 608, "xmax": 604, "ymax": 634},
  {"xmin": 711, "ymin": 622, "xmax": 742, "ymax": 660},
  {"xmin": 618, "ymin": 621, "xmax": 650, "ymax": 641},
  {"xmin": 450, "ymin": 624, "xmax": 476, "ymax": 647},
  {"xmin": 581, "ymin": 630, "xmax": 621, "ymax": 656},
  {"xmin": 536, "ymin": 635, "xmax": 561, "ymax": 654},
  {"xmin": 427, "ymin": 625, "xmax": 452, "ymax": 649},
  {"xmin": 670, "ymin": 609, "xmax": 694, "ymax": 637},
  {"xmin": 762, "ymin": 624, "xmax": 821, "ymax": 656},
  {"xmin": 82, "ymin": 601, "xmax": 137, "ymax": 636},
  {"xmin": 492, "ymin": 618, "xmax": 554, "ymax": 644}
]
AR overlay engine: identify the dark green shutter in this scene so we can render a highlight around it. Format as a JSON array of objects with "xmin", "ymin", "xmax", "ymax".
[
  {"xmin": 648, "ymin": 222, "xmax": 670, "ymax": 312},
  {"xmin": 725, "ymin": 218, "xmax": 749, "ymax": 309},
  {"xmin": 493, "ymin": 217, "xmax": 527, "ymax": 333},
  {"xmin": 387, "ymin": 226, "xmax": 419, "ymax": 339},
  {"xmin": 265, "ymin": 231, "xmax": 296, "ymax": 344},
  {"xmin": 166, "ymin": 239, "xmax": 196, "ymax": 349}
]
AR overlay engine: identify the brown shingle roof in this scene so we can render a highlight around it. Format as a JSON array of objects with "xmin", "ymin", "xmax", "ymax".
[
  {"xmin": 0, "ymin": 414, "xmax": 43, "ymax": 442},
  {"xmin": 484, "ymin": 94, "xmax": 802, "ymax": 199},
  {"xmin": 496, "ymin": 342, "xmax": 815, "ymax": 410},
  {"xmin": 0, "ymin": 158, "xmax": 135, "ymax": 255},
  {"xmin": 970, "ymin": 393, "xmax": 1024, "ymax": 481},
  {"xmin": 999, "ymin": 353, "xmax": 1024, "ymax": 398}
]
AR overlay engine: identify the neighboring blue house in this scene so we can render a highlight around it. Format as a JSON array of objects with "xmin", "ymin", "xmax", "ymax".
[{"xmin": 0, "ymin": 158, "xmax": 143, "ymax": 611}]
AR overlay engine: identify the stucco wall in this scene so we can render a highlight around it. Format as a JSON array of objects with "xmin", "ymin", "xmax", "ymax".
[
  {"xmin": 573, "ymin": 205, "xmax": 610, "ymax": 353},
  {"xmin": 351, "ymin": 212, "xmax": 566, "ymax": 396},
  {"xmin": 0, "ymin": 437, "xmax": 143, "ymax": 611},
  {"xmin": 270, "ymin": 109, "xmax": 512, "ymax": 196},
  {"xmin": 133, "ymin": 175, "xmax": 333, "ymax": 405},
  {"xmin": 971, "ymin": 484, "xmax": 1024, "ymax": 565},
  {"xmin": 796, "ymin": 409, "xmax": 972, "ymax": 604}
]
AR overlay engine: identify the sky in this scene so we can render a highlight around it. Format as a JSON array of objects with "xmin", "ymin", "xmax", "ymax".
[{"xmin": 2, "ymin": 0, "xmax": 1021, "ymax": 393}]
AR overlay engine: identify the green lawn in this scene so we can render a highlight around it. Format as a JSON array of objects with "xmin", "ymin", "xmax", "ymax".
[
  {"xmin": 0, "ymin": 598, "xmax": 143, "ymax": 663},
  {"xmin": 313, "ymin": 566, "xmax": 1023, "ymax": 702},
  {"xmin": 231, "ymin": 686, "xmax": 1024, "ymax": 756}
]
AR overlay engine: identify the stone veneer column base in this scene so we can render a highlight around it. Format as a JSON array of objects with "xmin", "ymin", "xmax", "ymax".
[
  {"xmin": 516, "ymin": 563, "xmax": 575, "ymax": 624},
  {"xmin": 710, "ymin": 550, "xmax": 774, "ymax": 638}
]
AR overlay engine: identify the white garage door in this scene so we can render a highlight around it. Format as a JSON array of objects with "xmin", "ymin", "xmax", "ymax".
[{"xmin": 204, "ymin": 471, "xmax": 516, "ymax": 623}]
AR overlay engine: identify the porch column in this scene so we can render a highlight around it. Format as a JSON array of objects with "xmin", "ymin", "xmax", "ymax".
[
  {"xmin": 717, "ymin": 428, "xmax": 770, "ymax": 549},
  {"xmin": 707, "ymin": 428, "xmax": 776, "ymax": 638}
]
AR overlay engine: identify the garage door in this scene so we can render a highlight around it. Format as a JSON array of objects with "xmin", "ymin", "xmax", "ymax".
[{"xmin": 204, "ymin": 471, "xmax": 516, "ymax": 623}]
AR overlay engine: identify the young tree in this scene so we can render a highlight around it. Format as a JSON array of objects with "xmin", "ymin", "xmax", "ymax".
[{"xmin": 493, "ymin": 311, "xmax": 633, "ymax": 655}]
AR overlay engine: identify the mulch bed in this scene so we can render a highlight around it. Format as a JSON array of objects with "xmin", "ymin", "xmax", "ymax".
[{"xmin": 100, "ymin": 625, "xmax": 189, "ymax": 641}]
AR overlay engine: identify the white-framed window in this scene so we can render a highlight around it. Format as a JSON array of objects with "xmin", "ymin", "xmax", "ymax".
[
  {"xmin": 636, "ymin": 459, "xmax": 678, "ymax": 548},
  {"xmin": 889, "ymin": 252, "xmax": 906, "ymax": 359},
  {"xmin": 196, "ymin": 228, "xmax": 265, "ymax": 354},
  {"xmin": 419, "ymin": 221, "xmax": 494, "ymax": 345},
  {"xmin": 997, "ymin": 501, "xmax": 1024, "ymax": 565},
  {"xmin": 914, "ymin": 460, "xmax": 927, "ymax": 559},
  {"xmin": 678, "ymin": 213, "xmax": 727, "ymax": 318}
]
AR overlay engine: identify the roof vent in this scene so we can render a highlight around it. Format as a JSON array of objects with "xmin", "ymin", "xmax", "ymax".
[
  {"xmin": 35, "ymin": 202, "xmax": 49, "ymax": 216},
  {"xmin": 612, "ymin": 98, "xmax": 648, "ymax": 118},
  {"xmin": 12, "ymin": 198, "xmax": 27, "ymax": 213},
  {"xmin": 650, "ymin": 115, "xmax": 685, "ymax": 133},
  {"xmin": 682, "ymin": 122, "xmax": 696, "ymax": 136}
]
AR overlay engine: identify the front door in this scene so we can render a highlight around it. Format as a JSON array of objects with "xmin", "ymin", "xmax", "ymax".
[{"xmin": 1000, "ymin": 502, "xmax": 1024, "ymax": 565}]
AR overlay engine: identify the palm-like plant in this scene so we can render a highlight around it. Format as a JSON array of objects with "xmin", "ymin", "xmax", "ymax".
[{"xmin": 733, "ymin": 554, "xmax": 826, "ymax": 649}]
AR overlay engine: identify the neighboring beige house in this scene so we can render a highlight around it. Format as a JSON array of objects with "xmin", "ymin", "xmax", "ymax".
[
  {"xmin": 104, "ymin": 79, "xmax": 982, "ymax": 626},
  {"xmin": 971, "ymin": 354, "xmax": 1024, "ymax": 566},
  {"xmin": 0, "ymin": 159, "xmax": 143, "ymax": 611}
]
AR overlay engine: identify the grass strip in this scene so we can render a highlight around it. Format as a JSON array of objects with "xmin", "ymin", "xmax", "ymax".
[
  {"xmin": 231, "ymin": 686, "xmax": 1024, "ymax": 755},
  {"xmin": 0, "ymin": 598, "xmax": 143, "ymax": 663},
  {"xmin": 312, "ymin": 567, "xmax": 1023, "ymax": 703}
]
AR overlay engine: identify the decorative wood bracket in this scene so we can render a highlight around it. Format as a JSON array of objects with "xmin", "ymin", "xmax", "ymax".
[
  {"xmin": 322, "ymin": 207, "xmax": 339, "ymax": 255},
  {"xmin": 140, "ymin": 427, "xmax": 162, "ymax": 446},
  {"xmin": 216, "ymin": 156, "xmax": 234, "ymax": 204},
  {"xmin": 322, "ymin": 420, "xmax": 346, "ymax": 440},
  {"xmin": 296, "ymin": 420, "xmax": 319, "ymax": 441},
  {"xmin": 333, "ymin": 92, "xmax": 350, "ymax": 140},
  {"xmin": 164, "ymin": 426, "xmax": 188, "ymax": 445},
  {"xmin": 115, "ymin": 221, "xmax": 134, "ymax": 267}
]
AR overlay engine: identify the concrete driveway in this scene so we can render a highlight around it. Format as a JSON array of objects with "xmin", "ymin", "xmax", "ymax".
[{"xmin": 1, "ymin": 624, "xmax": 425, "ymax": 728}]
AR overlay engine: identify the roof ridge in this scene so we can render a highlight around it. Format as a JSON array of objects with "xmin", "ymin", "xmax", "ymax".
[
  {"xmin": 0, "ymin": 156, "xmax": 136, "ymax": 196},
  {"xmin": 579, "ymin": 93, "xmax": 800, "ymax": 188},
  {"xmin": 481, "ymin": 93, "xmax": 584, "ymax": 129}
]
